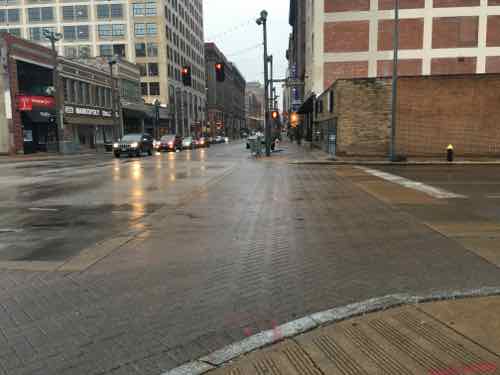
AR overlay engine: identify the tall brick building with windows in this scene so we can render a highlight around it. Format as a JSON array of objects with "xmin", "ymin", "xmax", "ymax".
[{"xmin": 293, "ymin": 0, "xmax": 500, "ymax": 96}]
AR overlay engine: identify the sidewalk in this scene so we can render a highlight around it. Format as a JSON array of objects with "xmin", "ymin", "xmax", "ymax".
[
  {"xmin": 0, "ymin": 150, "xmax": 106, "ymax": 164},
  {"xmin": 167, "ymin": 291, "xmax": 500, "ymax": 375},
  {"xmin": 286, "ymin": 143, "xmax": 500, "ymax": 165}
]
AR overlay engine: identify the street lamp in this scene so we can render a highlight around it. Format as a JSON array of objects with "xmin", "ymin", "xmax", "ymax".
[
  {"xmin": 390, "ymin": 0, "xmax": 400, "ymax": 162},
  {"xmin": 43, "ymin": 29, "xmax": 63, "ymax": 153},
  {"xmin": 256, "ymin": 10, "xmax": 271, "ymax": 156},
  {"xmin": 108, "ymin": 57, "xmax": 120, "ymax": 139},
  {"xmin": 154, "ymin": 99, "xmax": 160, "ymax": 139}
]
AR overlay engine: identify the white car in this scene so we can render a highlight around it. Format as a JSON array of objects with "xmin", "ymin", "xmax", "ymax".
[{"xmin": 182, "ymin": 137, "xmax": 194, "ymax": 149}]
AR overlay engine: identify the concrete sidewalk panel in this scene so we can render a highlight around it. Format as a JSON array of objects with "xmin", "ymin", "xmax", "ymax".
[
  {"xmin": 419, "ymin": 296, "xmax": 500, "ymax": 358},
  {"xmin": 208, "ymin": 340, "xmax": 323, "ymax": 375}
]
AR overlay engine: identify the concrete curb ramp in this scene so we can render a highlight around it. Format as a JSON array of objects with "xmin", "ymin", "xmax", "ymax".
[{"xmin": 162, "ymin": 287, "xmax": 500, "ymax": 375}]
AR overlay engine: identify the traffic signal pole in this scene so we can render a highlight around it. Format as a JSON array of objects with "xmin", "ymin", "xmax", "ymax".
[{"xmin": 257, "ymin": 10, "xmax": 271, "ymax": 157}]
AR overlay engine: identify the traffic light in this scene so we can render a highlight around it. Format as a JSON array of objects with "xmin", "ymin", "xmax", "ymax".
[
  {"xmin": 271, "ymin": 110, "xmax": 279, "ymax": 120},
  {"xmin": 181, "ymin": 66, "xmax": 192, "ymax": 86},
  {"xmin": 215, "ymin": 62, "xmax": 225, "ymax": 82}
]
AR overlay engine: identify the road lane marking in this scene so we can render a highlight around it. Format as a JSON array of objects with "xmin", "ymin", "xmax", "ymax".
[
  {"xmin": 486, "ymin": 195, "xmax": 500, "ymax": 199},
  {"xmin": 29, "ymin": 208, "xmax": 59, "ymax": 212},
  {"xmin": 0, "ymin": 228, "xmax": 23, "ymax": 233},
  {"xmin": 357, "ymin": 167, "xmax": 467, "ymax": 199}
]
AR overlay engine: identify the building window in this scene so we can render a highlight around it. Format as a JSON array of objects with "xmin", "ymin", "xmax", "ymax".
[
  {"xmin": 148, "ymin": 63, "xmax": 158, "ymax": 76},
  {"xmin": 62, "ymin": 5, "xmax": 88, "ymax": 21},
  {"xmin": 0, "ymin": 27, "xmax": 20, "ymax": 36},
  {"xmin": 135, "ymin": 42, "xmax": 146, "ymax": 57},
  {"xmin": 134, "ymin": 23, "xmax": 145, "ymax": 36},
  {"xmin": 0, "ymin": 9, "xmax": 20, "ymax": 23},
  {"xmin": 149, "ymin": 82, "xmax": 159, "ymax": 95},
  {"xmin": 64, "ymin": 46, "xmax": 77, "ymax": 58},
  {"xmin": 133, "ymin": 2, "xmax": 156, "ymax": 16},
  {"xmin": 96, "ymin": 3, "xmax": 123, "ymax": 19},
  {"xmin": 98, "ymin": 24, "xmax": 125, "ymax": 38},
  {"xmin": 29, "ymin": 26, "xmax": 55, "ymax": 41},
  {"xmin": 135, "ymin": 23, "xmax": 156, "ymax": 36},
  {"xmin": 63, "ymin": 25, "xmax": 89, "ymax": 40},
  {"xmin": 141, "ymin": 82, "xmax": 148, "ymax": 95},
  {"xmin": 138, "ymin": 63, "xmax": 147, "ymax": 76},
  {"xmin": 147, "ymin": 42, "xmax": 158, "ymax": 56},
  {"xmin": 99, "ymin": 44, "xmax": 125, "ymax": 57},
  {"xmin": 146, "ymin": 23, "xmax": 156, "ymax": 35},
  {"xmin": 28, "ymin": 7, "xmax": 53, "ymax": 22}
]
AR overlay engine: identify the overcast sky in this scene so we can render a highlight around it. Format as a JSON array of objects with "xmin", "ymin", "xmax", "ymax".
[{"xmin": 203, "ymin": 0, "xmax": 291, "ymax": 87}]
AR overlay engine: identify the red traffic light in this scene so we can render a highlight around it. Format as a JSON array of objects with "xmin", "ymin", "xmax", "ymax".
[
  {"xmin": 215, "ymin": 62, "xmax": 225, "ymax": 82},
  {"xmin": 182, "ymin": 67, "xmax": 189, "ymax": 75}
]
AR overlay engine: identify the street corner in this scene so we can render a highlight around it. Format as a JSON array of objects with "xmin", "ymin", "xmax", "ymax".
[{"xmin": 198, "ymin": 293, "xmax": 500, "ymax": 375}]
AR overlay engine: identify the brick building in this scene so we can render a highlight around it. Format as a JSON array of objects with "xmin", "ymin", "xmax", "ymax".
[
  {"xmin": 288, "ymin": 1, "xmax": 500, "ymax": 104},
  {"xmin": 0, "ymin": 33, "xmax": 124, "ymax": 155},
  {"xmin": 314, "ymin": 74, "xmax": 500, "ymax": 158},
  {"xmin": 205, "ymin": 42, "xmax": 246, "ymax": 139}
]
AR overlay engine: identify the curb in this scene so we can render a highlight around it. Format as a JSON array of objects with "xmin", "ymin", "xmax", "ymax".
[
  {"xmin": 289, "ymin": 160, "xmax": 500, "ymax": 166},
  {"xmin": 162, "ymin": 286, "xmax": 500, "ymax": 375}
]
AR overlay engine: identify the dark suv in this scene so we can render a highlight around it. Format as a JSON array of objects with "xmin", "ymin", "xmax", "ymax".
[
  {"xmin": 113, "ymin": 133, "xmax": 154, "ymax": 158},
  {"xmin": 157, "ymin": 134, "xmax": 183, "ymax": 152}
]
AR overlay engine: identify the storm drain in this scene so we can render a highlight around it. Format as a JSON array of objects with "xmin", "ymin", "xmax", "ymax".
[{"xmin": 209, "ymin": 307, "xmax": 500, "ymax": 375}]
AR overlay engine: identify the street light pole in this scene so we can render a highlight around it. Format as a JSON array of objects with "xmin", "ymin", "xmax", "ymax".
[
  {"xmin": 390, "ymin": 0, "xmax": 399, "ymax": 162},
  {"xmin": 43, "ymin": 30, "xmax": 62, "ymax": 153},
  {"xmin": 154, "ymin": 99, "xmax": 160, "ymax": 139},
  {"xmin": 269, "ymin": 54, "xmax": 274, "ymax": 111},
  {"xmin": 108, "ymin": 58, "xmax": 119, "ymax": 140},
  {"xmin": 257, "ymin": 10, "xmax": 271, "ymax": 157}
]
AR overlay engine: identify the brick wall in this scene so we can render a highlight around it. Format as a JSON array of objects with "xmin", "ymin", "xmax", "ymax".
[
  {"xmin": 432, "ymin": 17, "xmax": 479, "ymax": 48},
  {"xmin": 8, "ymin": 59, "xmax": 23, "ymax": 154},
  {"xmin": 431, "ymin": 57, "xmax": 476, "ymax": 74},
  {"xmin": 378, "ymin": 0, "xmax": 425, "ymax": 9},
  {"xmin": 433, "ymin": 0, "xmax": 479, "ymax": 6},
  {"xmin": 378, "ymin": 19, "xmax": 424, "ymax": 51},
  {"xmin": 325, "ymin": 0, "xmax": 370, "ymax": 12},
  {"xmin": 333, "ymin": 79, "xmax": 392, "ymax": 156},
  {"xmin": 324, "ymin": 61, "xmax": 369, "ymax": 89},
  {"xmin": 318, "ymin": 75, "xmax": 500, "ymax": 157},
  {"xmin": 396, "ymin": 75, "xmax": 500, "ymax": 157},
  {"xmin": 377, "ymin": 59, "xmax": 423, "ymax": 76},
  {"xmin": 324, "ymin": 21, "xmax": 370, "ymax": 53}
]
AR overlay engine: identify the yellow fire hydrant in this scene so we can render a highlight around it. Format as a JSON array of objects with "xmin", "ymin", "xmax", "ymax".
[{"xmin": 446, "ymin": 144, "xmax": 454, "ymax": 162}]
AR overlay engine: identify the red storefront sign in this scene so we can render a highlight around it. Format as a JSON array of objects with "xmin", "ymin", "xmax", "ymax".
[{"xmin": 16, "ymin": 95, "xmax": 55, "ymax": 111}]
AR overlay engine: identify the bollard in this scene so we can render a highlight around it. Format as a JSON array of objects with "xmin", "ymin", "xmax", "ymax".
[{"xmin": 446, "ymin": 144, "xmax": 454, "ymax": 162}]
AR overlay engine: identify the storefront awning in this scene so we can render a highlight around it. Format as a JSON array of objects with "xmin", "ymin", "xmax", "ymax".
[{"xmin": 297, "ymin": 93, "xmax": 315, "ymax": 114}]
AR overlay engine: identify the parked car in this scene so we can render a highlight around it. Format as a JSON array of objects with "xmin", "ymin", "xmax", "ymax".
[
  {"xmin": 197, "ymin": 137, "xmax": 210, "ymax": 148},
  {"xmin": 182, "ymin": 136, "xmax": 195, "ymax": 149},
  {"xmin": 214, "ymin": 136, "xmax": 224, "ymax": 144},
  {"xmin": 157, "ymin": 134, "xmax": 183, "ymax": 152},
  {"xmin": 113, "ymin": 133, "xmax": 154, "ymax": 158}
]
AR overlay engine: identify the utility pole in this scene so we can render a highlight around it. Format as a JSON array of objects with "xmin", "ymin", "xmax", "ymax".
[
  {"xmin": 390, "ymin": 0, "xmax": 399, "ymax": 162},
  {"xmin": 268, "ymin": 54, "xmax": 274, "ymax": 111},
  {"xmin": 257, "ymin": 10, "xmax": 271, "ymax": 156},
  {"xmin": 43, "ymin": 30, "xmax": 62, "ymax": 153}
]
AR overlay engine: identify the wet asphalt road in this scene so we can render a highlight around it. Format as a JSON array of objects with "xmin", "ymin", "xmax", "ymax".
[
  {"xmin": 376, "ymin": 165, "xmax": 500, "ymax": 223},
  {"xmin": 1, "ymin": 145, "xmax": 500, "ymax": 375},
  {"xmin": 0, "ymin": 145, "xmax": 237, "ymax": 261}
]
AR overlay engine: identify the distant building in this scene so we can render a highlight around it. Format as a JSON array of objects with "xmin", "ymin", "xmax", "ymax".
[
  {"xmin": 0, "ymin": 33, "xmax": 156, "ymax": 155},
  {"xmin": 205, "ymin": 42, "xmax": 246, "ymax": 139},
  {"xmin": 0, "ymin": 0, "xmax": 206, "ymax": 136},
  {"xmin": 288, "ymin": 0, "xmax": 500, "ymax": 142},
  {"xmin": 245, "ymin": 81, "xmax": 264, "ymax": 131}
]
